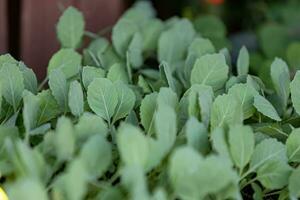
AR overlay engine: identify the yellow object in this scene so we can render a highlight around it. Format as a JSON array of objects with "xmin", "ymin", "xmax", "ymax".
[{"xmin": 0, "ymin": 187, "xmax": 8, "ymax": 200}]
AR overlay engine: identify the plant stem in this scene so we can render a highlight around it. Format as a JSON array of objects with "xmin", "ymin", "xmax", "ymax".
[{"xmin": 38, "ymin": 77, "xmax": 49, "ymax": 91}]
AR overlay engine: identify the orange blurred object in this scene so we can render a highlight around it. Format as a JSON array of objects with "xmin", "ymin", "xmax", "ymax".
[{"xmin": 206, "ymin": 0, "xmax": 224, "ymax": 5}]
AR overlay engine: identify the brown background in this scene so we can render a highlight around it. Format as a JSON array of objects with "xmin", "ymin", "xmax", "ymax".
[{"xmin": 0, "ymin": 0, "xmax": 124, "ymax": 79}]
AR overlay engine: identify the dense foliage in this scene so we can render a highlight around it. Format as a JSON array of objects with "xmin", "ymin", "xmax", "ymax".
[{"xmin": 1, "ymin": 2, "xmax": 300, "ymax": 200}]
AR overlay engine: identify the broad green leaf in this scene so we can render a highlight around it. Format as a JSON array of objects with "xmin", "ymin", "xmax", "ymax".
[
  {"xmin": 210, "ymin": 94, "xmax": 243, "ymax": 130},
  {"xmin": 142, "ymin": 19, "xmax": 164, "ymax": 52},
  {"xmin": 122, "ymin": 165, "xmax": 150, "ymax": 200},
  {"xmin": 140, "ymin": 92, "xmax": 157, "ymax": 135},
  {"xmin": 112, "ymin": 19, "xmax": 139, "ymax": 57},
  {"xmin": 8, "ymin": 178, "xmax": 48, "ymax": 200},
  {"xmin": 47, "ymin": 49, "xmax": 82, "ymax": 78},
  {"xmin": 0, "ymin": 63, "xmax": 24, "ymax": 111},
  {"xmin": 228, "ymin": 83, "xmax": 258, "ymax": 119},
  {"xmin": 155, "ymin": 103, "xmax": 177, "ymax": 153},
  {"xmin": 128, "ymin": 32, "xmax": 143, "ymax": 69},
  {"xmin": 68, "ymin": 80, "xmax": 84, "ymax": 117},
  {"xmin": 237, "ymin": 46, "xmax": 249, "ymax": 76},
  {"xmin": 19, "ymin": 62, "xmax": 38, "ymax": 94},
  {"xmin": 195, "ymin": 84, "xmax": 213, "ymax": 127},
  {"xmin": 112, "ymin": 81, "xmax": 136, "ymax": 123},
  {"xmin": 54, "ymin": 117, "xmax": 75, "ymax": 161},
  {"xmin": 228, "ymin": 125, "xmax": 254, "ymax": 172},
  {"xmin": 185, "ymin": 38, "xmax": 215, "ymax": 81},
  {"xmin": 194, "ymin": 15, "xmax": 226, "ymax": 39},
  {"xmin": 53, "ymin": 159, "xmax": 88, "ymax": 200},
  {"xmin": 211, "ymin": 128, "xmax": 232, "ymax": 165},
  {"xmin": 157, "ymin": 87, "xmax": 178, "ymax": 109},
  {"xmin": 56, "ymin": 6, "xmax": 85, "ymax": 48},
  {"xmin": 249, "ymin": 139, "xmax": 287, "ymax": 175},
  {"xmin": 48, "ymin": 69, "xmax": 68, "ymax": 112},
  {"xmin": 190, "ymin": 53, "xmax": 229, "ymax": 91},
  {"xmin": 286, "ymin": 128, "xmax": 300, "ymax": 162},
  {"xmin": 289, "ymin": 167, "xmax": 300, "ymax": 199},
  {"xmin": 82, "ymin": 66, "xmax": 105, "ymax": 89},
  {"xmin": 169, "ymin": 146, "xmax": 203, "ymax": 200},
  {"xmin": 23, "ymin": 91, "xmax": 40, "ymax": 133},
  {"xmin": 170, "ymin": 147, "xmax": 238, "ymax": 199},
  {"xmin": 36, "ymin": 90, "xmax": 61, "ymax": 125},
  {"xmin": 257, "ymin": 160, "xmax": 291, "ymax": 189},
  {"xmin": 117, "ymin": 123, "xmax": 149, "ymax": 169},
  {"xmin": 290, "ymin": 71, "xmax": 300, "ymax": 115},
  {"xmin": 185, "ymin": 117, "xmax": 209, "ymax": 155},
  {"xmin": 75, "ymin": 113, "xmax": 108, "ymax": 143},
  {"xmin": 79, "ymin": 134, "xmax": 111, "ymax": 178},
  {"xmin": 158, "ymin": 19, "xmax": 195, "ymax": 67},
  {"xmin": 270, "ymin": 58, "xmax": 290, "ymax": 108},
  {"xmin": 87, "ymin": 78, "xmax": 118, "ymax": 122},
  {"xmin": 252, "ymin": 183, "xmax": 263, "ymax": 200},
  {"xmin": 253, "ymin": 95, "xmax": 281, "ymax": 121},
  {"xmin": 107, "ymin": 63, "xmax": 129, "ymax": 83},
  {"xmin": 0, "ymin": 53, "xmax": 18, "ymax": 68}
]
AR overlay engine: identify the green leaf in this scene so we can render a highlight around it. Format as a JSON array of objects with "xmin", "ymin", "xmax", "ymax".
[
  {"xmin": 228, "ymin": 125, "xmax": 254, "ymax": 172},
  {"xmin": 190, "ymin": 53, "xmax": 229, "ymax": 91},
  {"xmin": 270, "ymin": 58, "xmax": 290, "ymax": 108},
  {"xmin": 48, "ymin": 69, "xmax": 68, "ymax": 112},
  {"xmin": 155, "ymin": 103, "xmax": 177, "ymax": 154},
  {"xmin": 36, "ymin": 90, "xmax": 61, "ymax": 125},
  {"xmin": 107, "ymin": 63, "xmax": 129, "ymax": 83},
  {"xmin": 290, "ymin": 71, "xmax": 300, "ymax": 115},
  {"xmin": 19, "ymin": 62, "xmax": 38, "ymax": 94},
  {"xmin": 140, "ymin": 92, "xmax": 157, "ymax": 135},
  {"xmin": 8, "ymin": 178, "xmax": 48, "ymax": 200},
  {"xmin": 23, "ymin": 90, "xmax": 40, "ymax": 133},
  {"xmin": 289, "ymin": 167, "xmax": 300, "ymax": 199},
  {"xmin": 185, "ymin": 117, "xmax": 209, "ymax": 155},
  {"xmin": 68, "ymin": 80, "xmax": 84, "ymax": 117},
  {"xmin": 87, "ymin": 78, "xmax": 118, "ymax": 122},
  {"xmin": 82, "ymin": 66, "xmax": 105, "ymax": 89},
  {"xmin": 53, "ymin": 159, "xmax": 88, "ymax": 200},
  {"xmin": 158, "ymin": 19, "xmax": 195, "ymax": 67},
  {"xmin": 112, "ymin": 81, "xmax": 136, "ymax": 123},
  {"xmin": 253, "ymin": 95, "xmax": 281, "ymax": 121},
  {"xmin": 169, "ymin": 146, "xmax": 203, "ymax": 200},
  {"xmin": 117, "ymin": 123, "xmax": 149, "ymax": 169},
  {"xmin": 185, "ymin": 38, "xmax": 215, "ymax": 81},
  {"xmin": 157, "ymin": 87, "xmax": 178, "ymax": 109},
  {"xmin": 211, "ymin": 128, "xmax": 232, "ymax": 165},
  {"xmin": 128, "ymin": 32, "xmax": 143, "ymax": 69},
  {"xmin": 237, "ymin": 46, "xmax": 249, "ymax": 76},
  {"xmin": 210, "ymin": 94, "xmax": 243, "ymax": 130},
  {"xmin": 54, "ymin": 116, "xmax": 75, "ymax": 161},
  {"xmin": 257, "ymin": 160, "xmax": 291, "ymax": 189},
  {"xmin": 112, "ymin": 18, "xmax": 139, "ymax": 57},
  {"xmin": 75, "ymin": 113, "xmax": 108, "ymax": 143},
  {"xmin": 47, "ymin": 49, "xmax": 82, "ymax": 78},
  {"xmin": 79, "ymin": 134, "xmax": 111, "ymax": 178},
  {"xmin": 142, "ymin": 19, "xmax": 163, "ymax": 52},
  {"xmin": 56, "ymin": 6, "xmax": 85, "ymax": 48},
  {"xmin": 0, "ymin": 63, "xmax": 24, "ymax": 111},
  {"xmin": 228, "ymin": 83, "xmax": 258, "ymax": 119},
  {"xmin": 286, "ymin": 128, "xmax": 300, "ymax": 162},
  {"xmin": 249, "ymin": 139, "xmax": 287, "ymax": 175}
]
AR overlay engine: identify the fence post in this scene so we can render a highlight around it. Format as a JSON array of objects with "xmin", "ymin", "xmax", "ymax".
[{"xmin": 0, "ymin": 0, "xmax": 7, "ymax": 54}]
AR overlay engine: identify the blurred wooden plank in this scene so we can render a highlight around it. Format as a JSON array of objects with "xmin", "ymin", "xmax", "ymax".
[
  {"xmin": 0, "ymin": 0, "xmax": 8, "ymax": 54},
  {"xmin": 20, "ymin": 0, "xmax": 124, "ymax": 80}
]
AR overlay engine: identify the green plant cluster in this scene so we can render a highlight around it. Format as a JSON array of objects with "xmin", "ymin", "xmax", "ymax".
[{"xmin": 1, "ymin": 2, "xmax": 300, "ymax": 200}]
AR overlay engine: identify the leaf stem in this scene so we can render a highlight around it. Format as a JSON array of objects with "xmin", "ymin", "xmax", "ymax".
[{"xmin": 38, "ymin": 77, "xmax": 49, "ymax": 91}]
